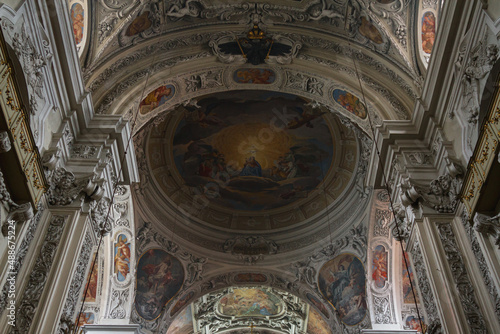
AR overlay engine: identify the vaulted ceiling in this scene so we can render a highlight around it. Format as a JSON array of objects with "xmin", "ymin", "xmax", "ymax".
[{"xmin": 68, "ymin": 0, "xmax": 439, "ymax": 333}]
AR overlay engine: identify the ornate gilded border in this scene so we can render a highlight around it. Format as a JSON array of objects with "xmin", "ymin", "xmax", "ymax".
[{"xmin": 0, "ymin": 29, "xmax": 47, "ymax": 206}]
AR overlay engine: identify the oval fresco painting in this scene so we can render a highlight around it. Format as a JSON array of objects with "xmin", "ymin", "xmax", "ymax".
[
  {"xmin": 172, "ymin": 91, "xmax": 334, "ymax": 211},
  {"xmin": 332, "ymin": 89, "xmax": 367, "ymax": 119},
  {"xmin": 170, "ymin": 291, "xmax": 195, "ymax": 316},
  {"xmin": 422, "ymin": 11, "xmax": 436, "ymax": 54},
  {"xmin": 306, "ymin": 292, "xmax": 329, "ymax": 318},
  {"xmin": 233, "ymin": 68, "xmax": 276, "ymax": 84},
  {"xmin": 135, "ymin": 249, "xmax": 184, "ymax": 320},
  {"xmin": 307, "ymin": 308, "xmax": 332, "ymax": 334},
  {"xmin": 372, "ymin": 245, "xmax": 388, "ymax": 289},
  {"xmin": 114, "ymin": 234, "xmax": 131, "ymax": 282},
  {"xmin": 139, "ymin": 84, "xmax": 175, "ymax": 115},
  {"xmin": 70, "ymin": 3, "xmax": 84, "ymax": 45},
  {"xmin": 318, "ymin": 253, "xmax": 367, "ymax": 326},
  {"xmin": 217, "ymin": 288, "xmax": 283, "ymax": 317}
]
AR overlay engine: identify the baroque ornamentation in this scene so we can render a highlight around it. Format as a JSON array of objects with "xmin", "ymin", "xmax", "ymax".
[
  {"xmin": 223, "ymin": 236, "xmax": 278, "ymax": 264},
  {"xmin": 193, "ymin": 287, "xmax": 307, "ymax": 334},
  {"xmin": 184, "ymin": 70, "xmax": 223, "ymax": 93},
  {"xmin": 463, "ymin": 213, "xmax": 500, "ymax": 319},
  {"xmin": 10, "ymin": 215, "xmax": 67, "ymax": 334},
  {"xmin": 292, "ymin": 224, "xmax": 367, "ymax": 290},
  {"xmin": 90, "ymin": 197, "xmax": 114, "ymax": 236},
  {"xmin": 374, "ymin": 209, "xmax": 391, "ymax": 238},
  {"xmin": 0, "ymin": 203, "xmax": 44, "ymax": 314},
  {"xmin": 0, "ymin": 170, "xmax": 34, "ymax": 232},
  {"xmin": 400, "ymin": 159, "xmax": 464, "ymax": 213},
  {"xmin": 473, "ymin": 212, "xmax": 500, "ymax": 249},
  {"xmin": 0, "ymin": 131, "xmax": 11, "ymax": 153},
  {"xmin": 46, "ymin": 167, "xmax": 105, "ymax": 206},
  {"xmin": 10, "ymin": 25, "xmax": 49, "ymax": 113},
  {"xmin": 108, "ymin": 288, "xmax": 129, "ymax": 319},
  {"xmin": 373, "ymin": 296, "xmax": 395, "ymax": 324},
  {"xmin": 135, "ymin": 222, "xmax": 206, "ymax": 287},
  {"xmin": 94, "ymin": 52, "xmax": 212, "ymax": 114},
  {"xmin": 285, "ymin": 71, "xmax": 324, "ymax": 96},
  {"xmin": 437, "ymin": 223, "xmax": 488, "ymax": 333},
  {"xmin": 411, "ymin": 239, "xmax": 442, "ymax": 330},
  {"xmin": 461, "ymin": 33, "xmax": 499, "ymax": 125},
  {"xmin": 70, "ymin": 145, "xmax": 100, "ymax": 159},
  {"xmin": 57, "ymin": 229, "xmax": 94, "ymax": 333}
]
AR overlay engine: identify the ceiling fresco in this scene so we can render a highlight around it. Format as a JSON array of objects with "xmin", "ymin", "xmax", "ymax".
[
  {"xmin": 171, "ymin": 91, "xmax": 334, "ymax": 211},
  {"xmin": 307, "ymin": 307, "xmax": 333, "ymax": 334},
  {"xmin": 145, "ymin": 90, "xmax": 360, "ymax": 231},
  {"xmin": 217, "ymin": 288, "xmax": 284, "ymax": 317}
]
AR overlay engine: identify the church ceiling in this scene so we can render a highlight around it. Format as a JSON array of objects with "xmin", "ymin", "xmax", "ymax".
[{"xmin": 74, "ymin": 0, "xmax": 440, "ymax": 129}]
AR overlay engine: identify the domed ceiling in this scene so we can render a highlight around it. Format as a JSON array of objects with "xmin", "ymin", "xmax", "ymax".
[
  {"xmin": 135, "ymin": 89, "xmax": 368, "ymax": 246},
  {"xmin": 145, "ymin": 90, "xmax": 357, "ymax": 231}
]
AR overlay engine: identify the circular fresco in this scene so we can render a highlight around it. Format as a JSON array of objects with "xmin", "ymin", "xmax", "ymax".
[
  {"xmin": 172, "ymin": 91, "xmax": 334, "ymax": 211},
  {"xmin": 318, "ymin": 253, "xmax": 367, "ymax": 326},
  {"xmin": 135, "ymin": 249, "xmax": 184, "ymax": 320}
]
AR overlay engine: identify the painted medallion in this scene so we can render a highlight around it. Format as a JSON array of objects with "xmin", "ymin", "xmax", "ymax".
[
  {"xmin": 139, "ymin": 84, "xmax": 175, "ymax": 114},
  {"xmin": 135, "ymin": 249, "xmax": 184, "ymax": 320},
  {"xmin": 318, "ymin": 253, "xmax": 367, "ymax": 326},
  {"xmin": 332, "ymin": 89, "xmax": 367, "ymax": 119}
]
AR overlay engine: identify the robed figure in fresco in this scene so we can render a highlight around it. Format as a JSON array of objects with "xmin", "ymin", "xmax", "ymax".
[{"xmin": 240, "ymin": 156, "xmax": 262, "ymax": 177}]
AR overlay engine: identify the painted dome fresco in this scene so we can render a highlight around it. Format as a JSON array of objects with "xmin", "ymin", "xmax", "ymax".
[{"xmin": 144, "ymin": 90, "xmax": 360, "ymax": 232}]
